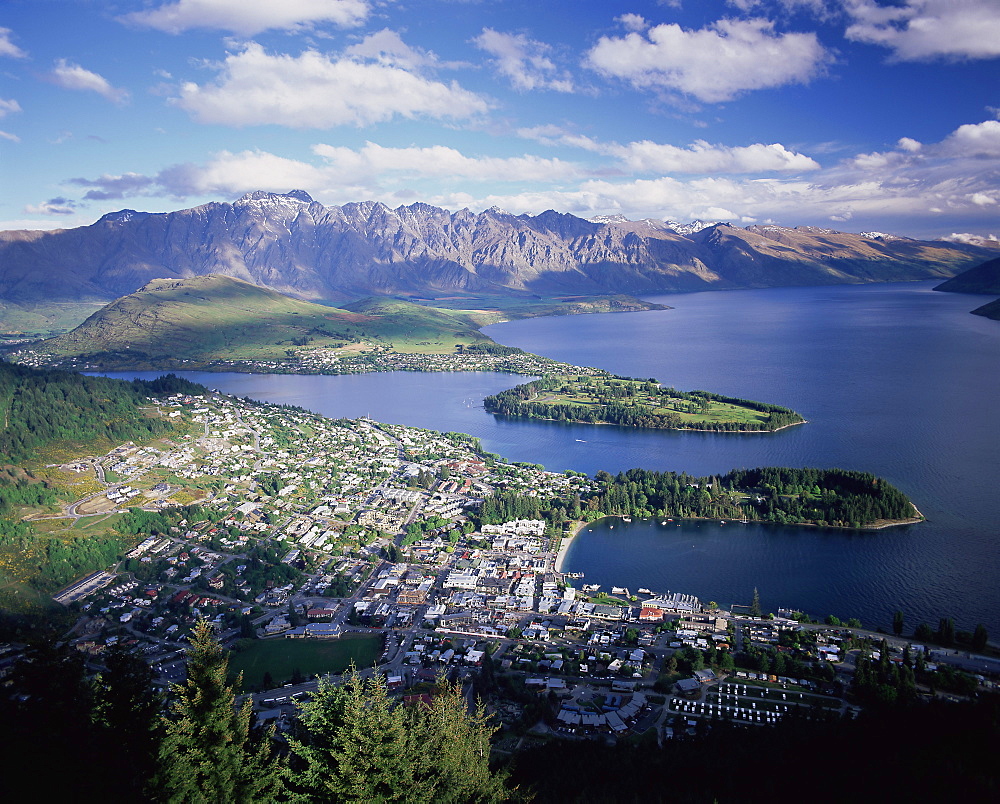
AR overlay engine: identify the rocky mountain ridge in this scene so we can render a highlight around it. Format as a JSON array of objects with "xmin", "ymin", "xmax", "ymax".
[{"xmin": 1, "ymin": 191, "xmax": 993, "ymax": 307}]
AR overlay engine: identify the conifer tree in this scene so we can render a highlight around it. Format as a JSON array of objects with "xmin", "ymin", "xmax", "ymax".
[
  {"xmin": 288, "ymin": 669, "xmax": 512, "ymax": 803},
  {"xmin": 152, "ymin": 620, "xmax": 283, "ymax": 803}
]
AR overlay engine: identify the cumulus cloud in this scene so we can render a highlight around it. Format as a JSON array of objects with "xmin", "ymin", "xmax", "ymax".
[
  {"xmin": 62, "ymin": 116, "xmax": 1000, "ymax": 238},
  {"xmin": 617, "ymin": 14, "xmax": 648, "ymax": 33},
  {"xmin": 174, "ymin": 42, "xmax": 490, "ymax": 127},
  {"xmin": 121, "ymin": 0, "xmax": 368, "ymax": 36},
  {"xmin": 68, "ymin": 142, "xmax": 577, "ymax": 204},
  {"xmin": 49, "ymin": 60, "xmax": 129, "ymax": 104},
  {"xmin": 344, "ymin": 29, "xmax": 445, "ymax": 71},
  {"xmin": 472, "ymin": 29, "xmax": 574, "ymax": 92},
  {"xmin": 517, "ymin": 126, "xmax": 819, "ymax": 174},
  {"xmin": 0, "ymin": 27, "xmax": 27, "ymax": 59},
  {"xmin": 157, "ymin": 150, "xmax": 327, "ymax": 197},
  {"xmin": 845, "ymin": 0, "xmax": 1000, "ymax": 61},
  {"xmin": 434, "ymin": 118, "xmax": 1000, "ymax": 233},
  {"xmin": 939, "ymin": 120, "xmax": 1000, "ymax": 158},
  {"xmin": 606, "ymin": 139, "xmax": 819, "ymax": 173},
  {"xmin": 311, "ymin": 142, "xmax": 579, "ymax": 183},
  {"xmin": 585, "ymin": 17, "xmax": 829, "ymax": 102}
]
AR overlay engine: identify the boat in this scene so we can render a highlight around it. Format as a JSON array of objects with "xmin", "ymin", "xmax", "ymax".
[{"xmin": 622, "ymin": 516, "xmax": 632, "ymax": 523}]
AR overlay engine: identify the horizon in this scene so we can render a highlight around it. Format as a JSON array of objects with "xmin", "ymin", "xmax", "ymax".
[{"xmin": 2, "ymin": 1, "xmax": 1000, "ymax": 240}]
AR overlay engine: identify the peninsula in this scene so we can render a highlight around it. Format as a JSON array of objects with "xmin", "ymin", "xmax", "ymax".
[{"xmin": 484, "ymin": 374, "xmax": 805, "ymax": 432}]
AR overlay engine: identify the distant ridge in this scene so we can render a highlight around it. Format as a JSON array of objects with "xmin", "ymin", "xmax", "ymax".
[
  {"xmin": 1, "ymin": 191, "xmax": 994, "ymax": 311},
  {"xmin": 933, "ymin": 256, "xmax": 1000, "ymax": 295}
]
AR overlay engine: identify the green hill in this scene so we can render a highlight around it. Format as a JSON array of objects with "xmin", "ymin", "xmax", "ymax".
[{"xmin": 21, "ymin": 276, "xmax": 493, "ymax": 370}]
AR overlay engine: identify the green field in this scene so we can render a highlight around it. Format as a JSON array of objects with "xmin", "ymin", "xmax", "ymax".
[
  {"xmin": 227, "ymin": 633, "xmax": 384, "ymax": 689},
  {"xmin": 485, "ymin": 374, "xmax": 804, "ymax": 432},
  {"xmin": 531, "ymin": 378, "xmax": 772, "ymax": 427}
]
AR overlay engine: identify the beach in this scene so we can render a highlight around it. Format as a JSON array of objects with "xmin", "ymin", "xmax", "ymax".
[{"xmin": 554, "ymin": 520, "xmax": 588, "ymax": 573}]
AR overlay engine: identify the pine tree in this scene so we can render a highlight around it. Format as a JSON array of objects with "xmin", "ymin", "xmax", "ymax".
[
  {"xmin": 406, "ymin": 680, "xmax": 511, "ymax": 803},
  {"xmin": 750, "ymin": 587, "xmax": 762, "ymax": 618},
  {"xmin": 152, "ymin": 620, "xmax": 283, "ymax": 803},
  {"xmin": 288, "ymin": 669, "xmax": 512, "ymax": 803}
]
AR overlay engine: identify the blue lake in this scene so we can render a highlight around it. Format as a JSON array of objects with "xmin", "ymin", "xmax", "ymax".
[{"xmin": 101, "ymin": 280, "xmax": 1000, "ymax": 635}]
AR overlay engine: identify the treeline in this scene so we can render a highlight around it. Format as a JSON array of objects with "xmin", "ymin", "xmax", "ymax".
[
  {"xmin": 584, "ymin": 467, "xmax": 915, "ymax": 528},
  {"xmin": 0, "ymin": 362, "xmax": 201, "ymax": 462},
  {"xmin": 0, "ymin": 623, "xmax": 516, "ymax": 802},
  {"xmin": 484, "ymin": 375, "xmax": 803, "ymax": 432},
  {"xmin": 456, "ymin": 342, "xmax": 527, "ymax": 356}
]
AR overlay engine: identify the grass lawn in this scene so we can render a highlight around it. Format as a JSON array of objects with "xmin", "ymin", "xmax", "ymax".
[{"xmin": 228, "ymin": 633, "xmax": 383, "ymax": 690}]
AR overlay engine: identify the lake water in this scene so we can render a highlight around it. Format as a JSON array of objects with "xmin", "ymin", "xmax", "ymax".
[{"xmin": 101, "ymin": 280, "xmax": 1000, "ymax": 635}]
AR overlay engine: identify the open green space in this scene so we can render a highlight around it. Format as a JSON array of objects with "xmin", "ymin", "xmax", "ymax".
[
  {"xmin": 485, "ymin": 374, "xmax": 804, "ymax": 432},
  {"xmin": 227, "ymin": 633, "xmax": 383, "ymax": 690}
]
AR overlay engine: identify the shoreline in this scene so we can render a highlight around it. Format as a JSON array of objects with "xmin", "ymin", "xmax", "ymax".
[
  {"xmin": 487, "ymin": 411, "xmax": 807, "ymax": 434},
  {"xmin": 554, "ymin": 520, "xmax": 588, "ymax": 573}
]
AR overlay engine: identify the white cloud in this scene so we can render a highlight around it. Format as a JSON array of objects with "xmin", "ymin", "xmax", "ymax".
[
  {"xmin": 940, "ymin": 120, "xmax": 1000, "ymax": 157},
  {"xmin": 121, "ymin": 0, "xmax": 368, "ymax": 36},
  {"xmin": 0, "ymin": 27, "xmax": 27, "ymax": 59},
  {"xmin": 585, "ymin": 17, "xmax": 829, "ymax": 102},
  {"xmin": 174, "ymin": 43, "xmax": 490, "ymax": 127},
  {"xmin": 343, "ymin": 29, "xmax": 444, "ymax": 71},
  {"xmin": 607, "ymin": 139, "xmax": 819, "ymax": 173},
  {"xmin": 0, "ymin": 130, "xmax": 20, "ymax": 143},
  {"xmin": 49, "ymin": 60, "xmax": 129, "ymax": 104},
  {"xmin": 845, "ymin": 0, "xmax": 1000, "ymax": 61},
  {"xmin": 942, "ymin": 232, "xmax": 999, "ymax": 245},
  {"xmin": 616, "ymin": 14, "xmax": 648, "ymax": 33},
  {"xmin": 59, "ymin": 117, "xmax": 1000, "ymax": 238},
  {"xmin": 70, "ymin": 142, "xmax": 578, "ymax": 204},
  {"xmin": 311, "ymin": 142, "xmax": 579, "ymax": 183},
  {"xmin": 472, "ymin": 29, "xmax": 574, "ymax": 92},
  {"xmin": 517, "ymin": 126, "xmax": 819, "ymax": 174},
  {"xmin": 157, "ymin": 150, "xmax": 327, "ymax": 197},
  {"xmin": 0, "ymin": 98, "xmax": 21, "ymax": 118}
]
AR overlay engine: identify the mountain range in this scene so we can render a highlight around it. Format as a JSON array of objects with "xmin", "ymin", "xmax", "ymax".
[{"xmin": 2, "ymin": 191, "xmax": 994, "ymax": 313}]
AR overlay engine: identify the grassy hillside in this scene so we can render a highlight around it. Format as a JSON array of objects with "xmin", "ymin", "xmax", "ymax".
[{"xmin": 21, "ymin": 275, "xmax": 495, "ymax": 369}]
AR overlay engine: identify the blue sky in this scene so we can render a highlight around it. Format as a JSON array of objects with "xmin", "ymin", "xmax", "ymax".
[{"xmin": 2, "ymin": 0, "xmax": 999, "ymax": 240}]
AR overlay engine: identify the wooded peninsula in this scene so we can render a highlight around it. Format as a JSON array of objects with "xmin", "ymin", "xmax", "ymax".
[
  {"xmin": 484, "ymin": 374, "xmax": 805, "ymax": 432},
  {"xmin": 481, "ymin": 466, "xmax": 920, "ymax": 530}
]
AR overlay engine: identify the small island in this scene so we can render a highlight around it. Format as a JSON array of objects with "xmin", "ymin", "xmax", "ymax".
[{"xmin": 484, "ymin": 373, "xmax": 805, "ymax": 432}]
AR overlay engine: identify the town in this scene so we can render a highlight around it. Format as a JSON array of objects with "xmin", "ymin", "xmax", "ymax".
[{"xmin": 9, "ymin": 389, "xmax": 998, "ymax": 748}]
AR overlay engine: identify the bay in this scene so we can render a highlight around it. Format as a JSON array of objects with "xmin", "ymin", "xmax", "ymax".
[{"xmin": 100, "ymin": 280, "xmax": 1000, "ymax": 635}]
